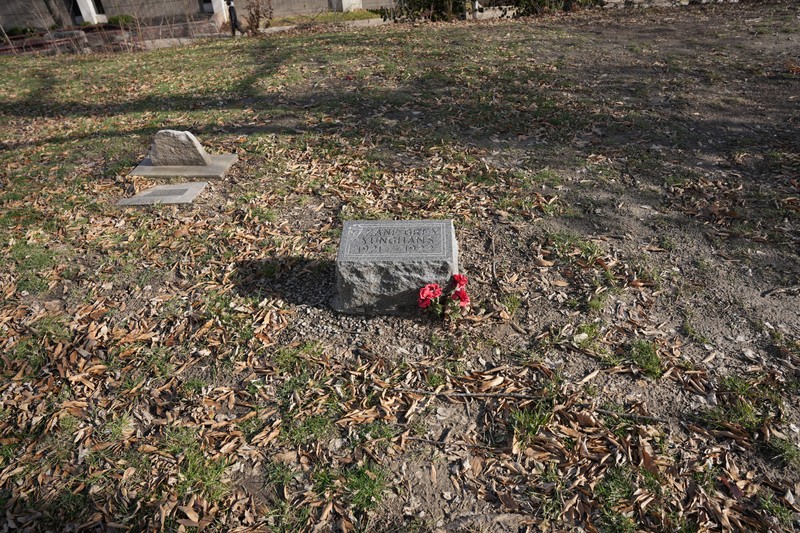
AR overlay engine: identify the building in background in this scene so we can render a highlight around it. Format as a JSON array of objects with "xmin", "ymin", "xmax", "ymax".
[{"xmin": 0, "ymin": 0, "xmax": 387, "ymax": 31}]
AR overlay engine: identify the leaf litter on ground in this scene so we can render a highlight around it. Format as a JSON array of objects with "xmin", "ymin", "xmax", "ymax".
[{"xmin": 0, "ymin": 1, "xmax": 799, "ymax": 530}]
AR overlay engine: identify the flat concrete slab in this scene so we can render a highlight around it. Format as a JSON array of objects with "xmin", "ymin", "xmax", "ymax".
[
  {"xmin": 129, "ymin": 154, "xmax": 237, "ymax": 178},
  {"xmin": 118, "ymin": 182, "xmax": 207, "ymax": 206}
]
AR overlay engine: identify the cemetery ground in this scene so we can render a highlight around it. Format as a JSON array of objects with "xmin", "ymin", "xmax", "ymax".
[{"xmin": 0, "ymin": 1, "xmax": 799, "ymax": 530}]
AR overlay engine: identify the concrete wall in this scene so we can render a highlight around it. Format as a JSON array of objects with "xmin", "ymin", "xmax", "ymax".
[
  {"xmin": 361, "ymin": 0, "xmax": 392, "ymax": 11},
  {"xmin": 0, "ymin": 0, "xmax": 206, "ymax": 29},
  {"xmin": 247, "ymin": 0, "xmax": 333, "ymax": 18},
  {"xmin": 0, "ymin": 0, "xmax": 60, "ymax": 29},
  {"xmin": 1, "ymin": 0, "xmax": 401, "ymax": 30},
  {"xmin": 0, "ymin": 0, "xmax": 209, "ymax": 29},
  {"xmin": 100, "ymin": 0, "xmax": 207, "ymax": 23}
]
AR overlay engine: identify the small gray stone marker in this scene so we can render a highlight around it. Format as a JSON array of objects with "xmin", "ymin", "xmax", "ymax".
[
  {"xmin": 118, "ymin": 182, "xmax": 207, "ymax": 206},
  {"xmin": 333, "ymin": 219, "xmax": 459, "ymax": 315},
  {"xmin": 129, "ymin": 130, "xmax": 237, "ymax": 178}
]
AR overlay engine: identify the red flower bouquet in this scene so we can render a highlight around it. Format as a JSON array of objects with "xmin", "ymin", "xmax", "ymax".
[
  {"xmin": 418, "ymin": 283, "xmax": 443, "ymax": 309},
  {"xmin": 418, "ymin": 274, "xmax": 470, "ymax": 321}
]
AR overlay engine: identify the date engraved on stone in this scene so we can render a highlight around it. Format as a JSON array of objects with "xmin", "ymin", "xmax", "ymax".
[{"xmin": 345, "ymin": 223, "xmax": 445, "ymax": 257}]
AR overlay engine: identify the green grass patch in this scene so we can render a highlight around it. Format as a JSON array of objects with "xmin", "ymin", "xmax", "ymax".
[
  {"xmin": 248, "ymin": 206, "xmax": 277, "ymax": 223},
  {"xmin": 765, "ymin": 438, "xmax": 800, "ymax": 469},
  {"xmin": 102, "ymin": 414, "xmax": 132, "ymax": 442},
  {"xmin": 681, "ymin": 315, "xmax": 710, "ymax": 345},
  {"xmin": 510, "ymin": 373, "xmax": 560, "ymax": 446},
  {"xmin": 272, "ymin": 342, "xmax": 323, "ymax": 373},
  {"xmin": 182, "ymin": 377, "xmax": 207, "ymax": 397},
  {"xmin": 631, "ymin": 259, "xmax": 662, "ymax": 289},
  {"xmin": 163, "ymin": 427, "xmax": 228, "ymax": 502},
  {"xmin": 511, "ymin": 400, "xmax": 554, "ymax": 445},
  {"xmin": 277, "ymin": 372, "xmax": 311, "ymax": 411},
  {"xmin": 0, "ymin": 206, "xmax": 44, "ymax": 231},
  {"xmin": 546, "ymin": 232, "xmax": 578, "ymax": 258},
  {"xmin": 202, "ymin": 291, "xmax": 254, "ymax": 335},
  {"xmin": 693, "ymin": 463, "xmax": 720, "ymax": 493},
  {"xmin": 345, "ymin": 463, "xmax": 387, "ymax": 512},
  {"xmin": 536, "ymin": 463, "xmax": 564, "ymax": 520},
  {"xmin": 6, "ymin": 315, "xmax": 71, "ymax": 375},
  {"xmin": 140, "ymin": 346, "xmax": 174, "ymax": 378},
  {"xmin": 41, "ymin": 489, "xmax": 89, "ymax": 526},
  {"xmin": 9, "ymin": 242, "xmax": 57, "ymax": 293},
  {"xmin": 701, "ymin": 374, "xmax": 784, "ymax": 435},
  {"xmin": 428, "ymin": 334, "xmax": 469, "ymax": 360},
  {"xmin": 772, "ymin": 334, "xmax": 800, "ymax": 361},
  {"xmin": 0, "ymin": 443, "xmax": 18, "ymax": 466},
  {"xmin": 312, "ymin": 467, "xmax": 339, "ymax": 496},
  {"xmin": 270, "ymin": 9, "xmax": 380, "ymax": 27},
  {"xmin": 599, "ymin": 402, "xmax": 637, "ymax": 440},
  {"xmin": 587, "ymin": 291, "xmax": 609, "ymax": 314},
  {"xmin": 627, "ymin": 340, "xmax": 662, "ymax": 378},
  {"xmin": 759, "ymin": 491, "xmax": 794, "ymax": 526},
  {"xmin": 501, "ymin": 292, "xmax": 523, "ymax": 317},
  {"xmin": 425, "ymin": 371, "xmax": 446, "ymax": 388},
  {"xmin": 284, "ymin": 414, "xmax": 333, "ymax": 446},
  {"xmin": 657, "ymin": 234, "xmax": 676, "ymax": 252},
  {"xmin": 237, "ymin": 414, "xmax": 265, "ymax": 441},
  {"xmin": 574, "ymin": 322, "xmax": 602, "ymax": 351},
  {"xmin": 357, "ymin": 421, "xmax": 396, "ymax": 444},
  {"xmin": 265, "ymin": 460, "xmax": 296, "ymax": 487},
  {"xmin": 596, "ymin": 466, "xmax": 637, "ymax": 532},
  {"xmin": 32, "ymin": 315, "xmax": 71, "ymax": 340},
  {"xmin": 267, "ymin": 501, "xmax": 312, "ymax": 532},
  {"xmin": 8, "ymin": 338, "xmax": 47, "ymax": 375}
]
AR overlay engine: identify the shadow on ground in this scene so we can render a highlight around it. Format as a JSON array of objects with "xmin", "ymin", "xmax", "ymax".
[
  {"xmin": 231, "ymin": 256, "xmax": 335, "ymax": 309},
  {"xmin": 3, "ymin": 15, "xmax": 797, "ymax": 279},
  {"xmin": 1, "ymin": 7, "xmax": 797, "ymax": 288}
]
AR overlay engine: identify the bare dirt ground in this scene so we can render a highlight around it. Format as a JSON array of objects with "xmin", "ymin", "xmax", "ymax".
[{"xmin": 0, "ymin": 1, "xmax": 799, "ymax": 531}]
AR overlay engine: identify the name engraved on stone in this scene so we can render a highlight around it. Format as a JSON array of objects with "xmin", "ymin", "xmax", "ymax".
[{"xmin": 346, "ymin": 224, "xmax": 445, "ymax": 257}]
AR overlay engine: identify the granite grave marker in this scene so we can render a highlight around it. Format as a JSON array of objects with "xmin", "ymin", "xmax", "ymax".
[
  {"xmin": 129, "ymin": 130, "xmax": 237, "ymax": 179},
  {"xmin": 333, "ymin": 219, "xmax": 459, "ymax": 315}
]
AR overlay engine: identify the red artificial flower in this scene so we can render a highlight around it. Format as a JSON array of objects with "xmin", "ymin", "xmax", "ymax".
[
  {"xmin": 451, "ymin": 288, "xmax": 470, "ymax": 308},
  {"xmin": 453, "ymin": 273, "xmax": 468, "ymax": 289},
  {"xmin": 419, "ymin": 283, "xmax": 443, "ymax": 301},
  {"xmin": 418, "ymin": 297, "xmax": 432, "ymax": 309}
]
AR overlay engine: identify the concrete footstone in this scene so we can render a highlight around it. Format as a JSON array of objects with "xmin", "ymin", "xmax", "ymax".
[{"xmin": 118, "ymin": 182, "xmax": 207, "ymax": 206}]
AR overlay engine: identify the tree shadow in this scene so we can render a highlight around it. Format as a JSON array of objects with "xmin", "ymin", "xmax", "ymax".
[
  {"xmin": 3, "ymin": 12, "xmax": 798, "ymax": 276},
  {"xmin": 231, "ymin": 256, "xmax": 336, "ymax": 309}
]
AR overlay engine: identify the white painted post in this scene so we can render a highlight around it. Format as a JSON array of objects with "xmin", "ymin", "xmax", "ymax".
[
  {"xmin": 75, "ymin": 0, "xmax": 107, "ymax": 24},
  {"xmin": 341, "ymin": 0, "xmax": 364, "ymax": 12},
  {"xmin": 211, "ymin": 0, "xmax": 230, "ymax": 21}
]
